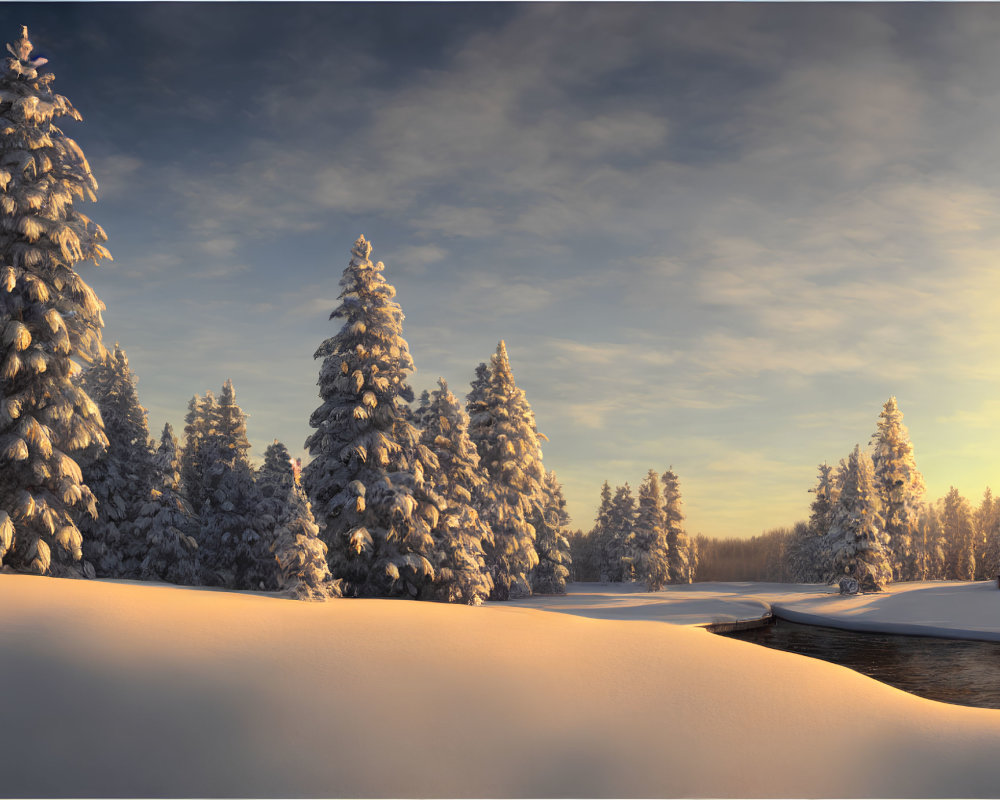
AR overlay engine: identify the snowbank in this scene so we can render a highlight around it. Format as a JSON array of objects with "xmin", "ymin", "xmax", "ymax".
[
  {"xmin": 771, "ymin": 580, "xmax": 1000, "ymax": 641},
  {"xmin": 2, "ymin": 574, "xmax": 1000, "ymax": 797}
]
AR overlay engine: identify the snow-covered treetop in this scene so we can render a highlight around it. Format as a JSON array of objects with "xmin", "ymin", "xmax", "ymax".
[{"xmin": 870, "ymin": 396, "xmax": 925, "ymax": 502}]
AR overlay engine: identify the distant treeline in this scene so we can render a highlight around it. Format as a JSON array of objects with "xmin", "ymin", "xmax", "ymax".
[{"xmin": 692, "ymin": 527, "xmax": 799, "ymax": 583}]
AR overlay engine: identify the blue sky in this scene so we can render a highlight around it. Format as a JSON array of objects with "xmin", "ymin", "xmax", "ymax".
[{"xmin": 12, "ymin": 3, "xmax": 1000, "ymax": 537}]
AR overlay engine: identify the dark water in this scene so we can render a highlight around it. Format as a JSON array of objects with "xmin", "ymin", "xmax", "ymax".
[{"xmin": 720, "ymin": 619, "xmax": 1000, "ymax": 709}]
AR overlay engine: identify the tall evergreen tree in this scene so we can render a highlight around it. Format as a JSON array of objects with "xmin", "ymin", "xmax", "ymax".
[
  {"xmin": 411, "ymin": 388, "xmax": 432, "ymax": 430},
  {"xmin": 0, "ymin": 27, "xmax": 112, "ymax": 575},
  {"xmin": 604, "ymin": 483, "xmax": 636, "ymax": 582},
  {"xmin": 973, "ymin": 488, "xmax": 996, "ymax": 581},
  {"xmin": 662, "ymin": 468, "xmax": 691, "ymax": 583},
  {"xmin": 941, "ymin": 487, "xmax": 976, "ymax": 581},
  {"xmin": 465, "ymin": 361, "xmax": 490, "ymax": 431},
  {"xmin": 200, "ymin": 380, "xmax": 271, "ymax": 589},
  {"xmin": 590, "ymin": 481, "xmax": 614, "ymax": 581},
  {"xmin": 870, "ymin": 397, "xmax": 925, "ymax": 581},
  {"xmin": 135, "ymin": 422, "xmax": 199, "ymax": 584},
  {"xmin": 180, "ymin": 391, "xmax": 216, "ymax": 514},
  {"xmin": 78, "ymin": 343, "xmax": 153, "ymax": 577},
  {"xmin": 467, "ymin": 341, "xmax": 546, "ymax": 600},
  {"xmin": 631, "ymin": 469, "xmax": 670, "ymax": 590},
  {"xmin": 258, "ymin": 440, "xmax": 337, "ymax": 600},
  {"xmin": 827, "ymin": 445, "xmax": 891, "ymax": 593},
  {"xmin": 914, "ymin": 503, "xmax": 945, "ymax": 581},
  {"xmin": 303, "ymin": 236, "xmax": 442, "ymax": 598},
  {"xmin": 788, "ymin": 462, "xmax": 837, "ymax": 583},
  {"xmin": 531, "ymin": 470, "xmax": 572, "ymax": 595},
  {"xmin": 420, "ymin": 378, "xmax": 493, "ymax": 604}
]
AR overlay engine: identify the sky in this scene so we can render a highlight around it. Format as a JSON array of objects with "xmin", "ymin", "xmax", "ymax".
[{"xmin": 9, "ymin": 2, "xmax": 1000, "ymax": 538}]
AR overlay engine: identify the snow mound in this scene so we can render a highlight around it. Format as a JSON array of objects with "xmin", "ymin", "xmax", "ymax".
[{"xmin": 2, "ymin": 574, "xmax": 1000, "ymax": 797}]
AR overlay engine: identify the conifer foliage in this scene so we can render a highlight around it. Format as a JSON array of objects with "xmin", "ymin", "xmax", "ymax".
[
  {"xmin": 631, "ymin": 469, "xmax": 670, "ymax": 590},
  {"xmin": 135, "ymin": 422, "xmax": 199, "ymax": 584},
  {"xmin": 79, "ymin": 343, "xmax": 153, "ymax": 577},
  {"xmin": 199, "ymin": 380, "xmax": 271, "ymax": 590},
  {"xmin": 787, "ymin": 462, "xmax": 837, "ymax": 583},
  {"xmin": 662, "ymin": 468, "xmax": 694, "ymax": 583},
  {"xmin": 870, "ymin": 397, "xmax": 925, "ymax": 581},
  {"xmin": 531, "ymin": 470, "xmax": 572, "ymax": 595},
  {"xmin": 589, "ymin": 481, "xmax": 614, "ymax": 581},
  {"xmin": 304, "ymin": 236, "xmax": 442, "ymax": 598},
  {"xmin": 258, "ymin": 440, "xmax": 337, "ymax": 600},
  {"xmin": 827, "ymin": 445, "xmax": 891, "ymax": 593},
  {"xmin": 419, "ymin": 378, "xmax": 493, "ymax": 604},
  {"xmin": 605, "ymin": 484, "xmax": 636, "ymax": 582},
  {"xmin": 180, "ymin": 391, "xmax": 216, "ymax": 514},
  {"xmin": 0, "ymin": 27, "xmax": 111, "ymax": 575},
  {"xmin": 467, "ymin": 341, "xmax": 545, "ymax": 600}
]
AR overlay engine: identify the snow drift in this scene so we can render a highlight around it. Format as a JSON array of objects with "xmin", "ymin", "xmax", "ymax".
[{"xmin": 2, "ymin": 574, "xmax": 1000, "ymax": 798}]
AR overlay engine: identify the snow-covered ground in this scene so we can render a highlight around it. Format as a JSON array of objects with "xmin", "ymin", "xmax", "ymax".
[
  {"xmin": 517, "ymin": 579, "xmax": 1000, "ymax": 640},
  {"xmin": 2, "ymin": 574, "xmax": 1000, "ymax": 798}
]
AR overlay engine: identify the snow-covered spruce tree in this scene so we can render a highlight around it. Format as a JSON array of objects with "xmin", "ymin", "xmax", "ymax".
[
  {"xmin": 590, "ymin": 480, "xmax": 613, "ymax": 582},
  {"xmin": 0, "ymin": 28, "xmax": 113, "ymax": 575},
  {"xmin": 180, "ymin": 390, "xmax": 216, "ymax": 514},
  {"xmin": 980, "ymin": 489, "xmax": 1000, "ymax": 581},
  {"xmin": 941, "ymin": 487, "xmax": 976, "ymax": 581},
  {"xmin": 199, "ymin": 380, "xmax": 271, "ymax": 589},
  {"xmin": 419, "ymin": 378, "xmax": 493, "ymax": 604},
  {"xmin": 304, "ymin": 236, "xmax": 442, "ymax": 599},
  {"xmin": 913, "ymin": 503, "xmax": 944, "ymax": 581},
  {"xmin": 604, "ymin": 483, "xmax": 636, "ymax": 582},
  {"xmin": 686, "ymin": 536, "xmax": 699, "ymax": 583},
  {"xmin": 135, "ymin": 422, "xmax": 199, "ymax": 584},
  {"xmin": 465, "ymin": 361, "xmax": 490, "ymax": 430},
  {"xmin": 827, "ymin": 444, "xmax": 891, "ymax": 593},
  {"xmin": 630, "ymin": 469, "xmax": 670, "ymax": 591},
  {"xmin": 467, "ymin": 341, "xmax": 545, "ymax": 600},
  {"xmin": 973, "ymin": 488, "xmax": 997, "ymax": 581},
  {"xmin": 257, "ymin": 440, "xmax": 338, "ymax": 600},
  {"xmin": 78, "ymin": 343, "xmax": 154, "ymax": 577},
  {"xmin": 870, "ymin": 397, "xmax": 925, "ymax": 581},
  {"xmin": 411, "ymin": 388, "xmax": 432, "ymax": 430},
  {"xmin": 788, "ymin": 462, "xmax": 838, "ymax": 583},
  {"xmin": 531, "ymin": 470, "xmax": 572, "ymax": 595},
  {"xmin": 662, "ymin": 468, "xmax": 692, "ymax": 583}
]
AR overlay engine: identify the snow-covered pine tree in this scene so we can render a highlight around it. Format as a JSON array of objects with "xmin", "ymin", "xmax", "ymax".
[
  {"xmin": 941, "ymin": 487, "xmax": 976, "ymax": 581},
  {"xmin": 303, "ymin": 236, "xmax": 442, "ymax": 599},
  {"xmin": 419, "ymin": 378, "xmax": 493, "ymax": 604},
  {"xmin": 605, "ymin": 483, "xmax": 636, "ymax": 582},
  {"xmin": 199, "ymin": 380, "xmax": 271, "ymax": 589},
  {"xmin": 0, "ymin": 27, "xmax": 113, "ymax": 575},
  {"xmin": 788, "ymin": 462, "xmax": 838, "ymax": 583},
  {"xmin": 913, "ymin": 503, "xmax": 944, "ymax": 581},
  {"xmin": 465, "ymin": 361, "xmax": 490, "ymax": 433},
  {"xmin": 467, "ymin": 340, "xmax": 545, "ymax": 600},
  {"xmin": 973, "ymin": 488, "xmax": 996, "ymax": 581},
  {"xmin": 827, "ymin": 444, "xmax": 891, "ymax": 593},
  {"xmin": 412, "ymin": 388, "xmax": 432, "ymax": 430},
  {"xmin": 980, "ymin": 489, "xmax": 1000, "ymax": 582},
  {"xmin": 257, "ymin": 440, "xmax": 338, "ymax": 600},
  {"xmin": 135, "ymin": 422, "xmax": 199, "ymax": 584},
  {"xmin": 180, "ymin": 391, "xmax": 216, "ymax": 514},
  {"xmin": 631, "ymin": 469, "xmax": 670, "ymax": 591},
  {"xmin": 870, "ymin": 397, "xmax": 925, "ymax": 582},
  {"xmin": 78, "ymin": 343, "xmax": 154, "ymax": 577},
  {"xmin": 686, "ymin": 536, "xmax": 699, "ymax": 583},
  {"xmin": 591, "ymin": 480, "xmax": 614, "ymax": 582},
  {"xmin": 662, "ymin": 468, "xmax": 692, "ymax": 583},
  {"xmin": 531, "ymin": 470, "xmax": 572, "ymax": 595}
]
